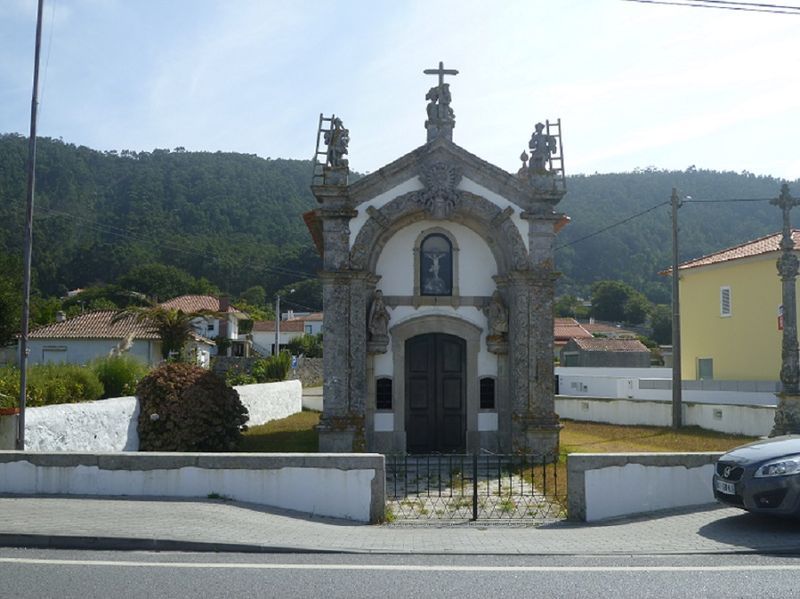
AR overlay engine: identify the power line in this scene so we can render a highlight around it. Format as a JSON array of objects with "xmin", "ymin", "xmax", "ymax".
[
  {"xmin": 622, "ymin": 0, "xmax": 800, "ymax": 15},
  {"xmin": 556, "ymin": 194, "xmax": 778, "ymax": 251},
  {"xmin": 683, "ymin": 197, "xmax": 773, "ymax": 203},
  {"xmin": 555, "ymin": 201, "xmax": 669, "ymax": 250}
]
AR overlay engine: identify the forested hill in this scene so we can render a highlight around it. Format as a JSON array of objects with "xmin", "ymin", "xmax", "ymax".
[
  {"xmin": 0, "ymin": 134, "xmax": 794, "ymax": 305},
  {"xmin": 0, "ymin": 134, "xmax": 320, "ymax": 299},
  {"xmin": 558, "ymin": 168, "xmax": 791, "ymax": 302}
]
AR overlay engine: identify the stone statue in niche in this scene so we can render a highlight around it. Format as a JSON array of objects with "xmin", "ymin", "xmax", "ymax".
[
  {"xmin": 528, "ymin": 122, "xmax": 557, "ymax": 173},
  {"xmin": 324, "ymin": 117, "xmax": 349, "ymax": 168},
  {"xmin": 368, "ymin": 289, "xmax": 390, "ymax": 341},
  {"xmin": 485, "ymin": 290, "xmax": 509, "ymax": 338}
]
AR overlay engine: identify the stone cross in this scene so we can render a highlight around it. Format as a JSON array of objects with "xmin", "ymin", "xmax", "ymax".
[
  {"xmin": 424, "ymin": 61, "xmax": 459, "ymax": 87},
  {"xmin": 771, "ymin": 183, "xmax": 800, "ymax": 433}
]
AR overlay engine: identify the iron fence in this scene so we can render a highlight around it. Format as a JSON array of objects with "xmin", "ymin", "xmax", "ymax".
[{"xmin": 385, "ymin": 453, "xmax": 567, "ymax": 522}]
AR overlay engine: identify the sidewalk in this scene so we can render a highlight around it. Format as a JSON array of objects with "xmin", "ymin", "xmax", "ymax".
[{"xmin": 0, "ymin": 496, "xmax": 799, "ymax": 555}]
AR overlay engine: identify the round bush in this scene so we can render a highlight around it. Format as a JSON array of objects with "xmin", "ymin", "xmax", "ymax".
[{"xmin": 136, "ymin": 362, "xmax": 249, "ymax": 452}]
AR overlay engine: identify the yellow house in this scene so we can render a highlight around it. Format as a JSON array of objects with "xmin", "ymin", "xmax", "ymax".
[{"xmin": 677, "ymin": 230, "xmax": 799, "ymax": 381}]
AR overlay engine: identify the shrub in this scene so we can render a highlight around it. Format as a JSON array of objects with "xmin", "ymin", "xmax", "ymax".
[
  {"xmin": 0, "ymin": 363, "xmax": 104, "ymax": 407},
  {"xmin": 136, "ymin": 362, "xmax": 249, "ymax": 451},
  {"xmin": 251, "ymin": 351, "xmax": 291, "ymax": 383},
  {"xmin": 91, "ymin": 355, "xmax": 149, "ymax": 398},
  {"xmin": 286, "ymin": 333, "xmax": 323, "ymax": 358},
  {"xmin": 0, "ymin": 367, "xmax": 18, "ymax": 409}
]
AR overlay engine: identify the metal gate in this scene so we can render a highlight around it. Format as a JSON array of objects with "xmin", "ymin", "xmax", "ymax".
[{"xmin": 385, "ymin": 453, "xmax": 566, "ymax": 522}]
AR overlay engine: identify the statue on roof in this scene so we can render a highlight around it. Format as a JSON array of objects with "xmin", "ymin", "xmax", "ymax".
[
  {"xmin": 423, "ymin": 61, "xmax": 458, "ymax": 142},
  {"xmin": 528, "ymin": 122, "xmax": 557, "ymax": 173},
  {"xmin": 324, "ymin": 117, "xmax": 349, "ymax": 168}
]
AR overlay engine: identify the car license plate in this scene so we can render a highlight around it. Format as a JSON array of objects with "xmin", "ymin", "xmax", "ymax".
[{"xmin": 715, "ymin": 479, "xmax": 736, "ymax": 495}]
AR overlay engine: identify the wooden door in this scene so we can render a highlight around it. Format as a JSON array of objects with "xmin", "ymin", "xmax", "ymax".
[{"xmin": 405, "ymin": 333, "xmax": 466, "ymax": 453}]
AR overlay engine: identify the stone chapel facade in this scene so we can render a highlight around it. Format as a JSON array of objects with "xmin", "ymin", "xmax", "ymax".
[{"xmin": 308, "ymin": 65, "xmax": 568, "ymax": 455}]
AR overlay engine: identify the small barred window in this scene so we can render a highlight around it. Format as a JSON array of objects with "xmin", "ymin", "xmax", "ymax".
[
  {"xmin": 376, "ymin": 378, "xmax": 393, "ymax": 410},
  {"xmin": 479, "ymin": 377, "xmax": 495, "ymax": 410}
]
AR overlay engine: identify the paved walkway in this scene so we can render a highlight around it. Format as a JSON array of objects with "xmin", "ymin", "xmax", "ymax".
[{"xmin": 0, "ymin": 496, "xmax": 798, "ymax": 555}]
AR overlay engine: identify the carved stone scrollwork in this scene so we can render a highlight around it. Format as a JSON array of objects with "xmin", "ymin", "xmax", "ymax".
[{"xmin": 415, "ymin": 162, "xmax": 463, "ymax": 219}]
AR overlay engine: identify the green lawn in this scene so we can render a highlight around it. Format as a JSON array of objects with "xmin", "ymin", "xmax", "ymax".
[
  {"xmin": 239, "ymin": 412, "xmax": 755, "ymax": 455},
  {"xmin": 240, "ymin": 410, "xmax": 320, "ymax": 452}
]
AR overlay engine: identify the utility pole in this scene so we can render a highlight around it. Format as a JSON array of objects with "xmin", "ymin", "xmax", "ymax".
[
  {"xmin": 17, "ymin": 0, "xmax": 44, "ymax": 450},
  {"xmin": 274, "ymin": 294, "xmax": 281, "ymax": 356},
  {"xmin": 671, "ymin": 188, "xmax": 683, "ymax": 429}
]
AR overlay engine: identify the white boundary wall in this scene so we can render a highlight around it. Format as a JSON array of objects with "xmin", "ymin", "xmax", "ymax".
[
  {"xmin": 556, "ymin": 367, "xmax": 778, "ymax": 406},
  {"xmin": 568, "ymin": 453, "xmax": 721, "ymax": 522},
  {"xmin": 0, "ymin": 381, "xmax": 302, "ymax": 452},
  {"xmin": 557, "ymin": 396, "xmax": 775, "ymax": 437},
  {"xmin": 0, "ymin": 452, "xmax": 385, "ymax": 523}
]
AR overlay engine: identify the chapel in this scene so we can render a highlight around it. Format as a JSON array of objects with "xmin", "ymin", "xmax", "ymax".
[{"xmin": 306, "ymin": 62, "xmax": 568, "ymax": 455}]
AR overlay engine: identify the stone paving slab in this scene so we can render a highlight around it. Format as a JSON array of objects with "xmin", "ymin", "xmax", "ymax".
[{"xmin": 0, "ymin": 496, "xmax": 799, "ymax": 555}]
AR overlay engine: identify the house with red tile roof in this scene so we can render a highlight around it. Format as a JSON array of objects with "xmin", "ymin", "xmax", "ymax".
[
  {"xmin": 159, "ymin": 295, "xmax": 248, "ymax": 354},
  {"xmin": 25, "ymin": 310, "xmax": 215, "ymax": 367},
  {"xmin": 250, "ymin": 312, "xmax": 323, "ymax": 356},
  {"xmin": 554, "ymin": 317, "xmax": 593, "ymax": 358},
  {"xmin": 669, "ymin": 230, "xmax": 794, "ymax": 382},
  {"xmin": 559, "ymin": 337, "xmax": 651, "ymax": 367}
]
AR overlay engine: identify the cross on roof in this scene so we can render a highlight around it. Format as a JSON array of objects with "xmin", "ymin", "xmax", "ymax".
[{"xmin": 423, "ymin": 61, "xmax": 458, "ymax": 88}]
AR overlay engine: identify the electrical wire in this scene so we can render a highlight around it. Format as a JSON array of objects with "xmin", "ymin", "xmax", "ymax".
[
  {"xmin": 622, "ymin": 0, "xmax": 800, "ymax": 15},
  {"xmin": 555, "ymin": 195, "xmax": 777, "ymax": 250},
  {"xmin": 555, "ymin": 201, "xmax": 670, "ymax": 250}
]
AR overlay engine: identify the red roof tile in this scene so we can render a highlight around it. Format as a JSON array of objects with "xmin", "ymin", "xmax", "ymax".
[
  {"xmin": 582, "ymin": 322, "xmax": 637, "ymax": 338},
  {"xmin": 672, "ymin": 230, "xmax": 800, "ymax": 272},
  {"xmin": 29, "ymin": 311, "xmax": 160, "ymax": 340},
  {"xmin": 251, "ymin": 320, "xmax": 305, "ymax": 333},
  {"xmin": 159, "ymin": 295, "xmax": 243, "ymax": 314},
  {"xmin": 571, "ymin": 338, "xmax": 649, "ymax": 352},
  {"xmin": 554, "ymin": 318, "xmax": 593, "ymax": 340}
]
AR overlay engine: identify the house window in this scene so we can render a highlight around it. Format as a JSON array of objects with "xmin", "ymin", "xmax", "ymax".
[
  {"xmin": 305, "ymin": 324, "xmax": 313, "ymax": 335},
  {"xmin": 720, "ymin": 286, "xmax": 732, "ymax": 317},
  {"xmin": 420, "ymin": 234, "xmax": 452, "ymax": 296},
  {"xmin": 698, "ymin": 358, "xmax": 714, "ymax": 380},
  {"xmin": 376, "ymin": 377, "xmax": 393, "ymax": 410},
  {"xmin": 479, "ymin": 377, "xmax": 495, "ymax": 410},
  {"xmin": 207, "ymin": 320, "xmax": 215, "ymax": 333}
]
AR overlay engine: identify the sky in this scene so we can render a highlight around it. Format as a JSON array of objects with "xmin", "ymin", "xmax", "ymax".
[{"xmin": 2, "ymin": 0, "xmax": 800, "ymax": 179}]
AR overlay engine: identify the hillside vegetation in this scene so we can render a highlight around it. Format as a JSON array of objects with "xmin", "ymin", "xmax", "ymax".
[{"xmin": 0, "ymin": 134, "xmax": 793, "ymax": 316}]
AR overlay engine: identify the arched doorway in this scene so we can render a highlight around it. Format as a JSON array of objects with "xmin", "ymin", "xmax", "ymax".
[{"xmin": 405, "ymin": 333, "xmax": 466, "ymax": 453}]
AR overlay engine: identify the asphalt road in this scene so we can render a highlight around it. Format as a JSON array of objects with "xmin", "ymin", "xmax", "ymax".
[{"xmin": 2, "ymin": 549, "xmax": 800, "ymax": 599}]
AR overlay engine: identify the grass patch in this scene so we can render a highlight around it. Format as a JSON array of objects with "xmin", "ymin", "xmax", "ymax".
[
  {"xmin": 561, "ymin": 419, "xmax": 756, "ymax": 454},
  {"xmin": 532, "ymin": 420, "xmax": 758, "ymax": 515},
  {"xmin": 239, "ymin": 411, "xmax": 320, "ymax": 452}
]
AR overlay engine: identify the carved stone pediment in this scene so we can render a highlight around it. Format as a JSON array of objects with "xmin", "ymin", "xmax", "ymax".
[{"xmin": 414, "ymin": 162, "xmax": 462, "ymax": 219}]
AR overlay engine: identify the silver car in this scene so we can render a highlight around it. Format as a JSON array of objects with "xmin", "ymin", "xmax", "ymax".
[{"xmin": 714, "ymin": 435, "xmax": 800, "ymax": 516}]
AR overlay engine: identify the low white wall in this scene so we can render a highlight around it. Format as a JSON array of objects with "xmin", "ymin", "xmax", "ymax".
[
  {"xmin": 556, "ymin": 367, "xmax": 778, "ymax": 406},
  {"xmin": 568, "ymin": 453, "xmax": 721, "ymax": 522},
  {"xmin": 557, "ymin": 396, "xmax": 775, "ymax": 437},
  {"xmin": 25, "ymin": 396, "xmax": 139, "ymax": 452},
  {"xmin": 0, "ymin": 452, "xmax": 385, "ymax": 523},
  {"xmin": 1, "ymin": 380, "xmax": 303, "ymax": 452},
  {"xmin": 236, "ymin": 380, "xmax": 302, "ymax": 426}
]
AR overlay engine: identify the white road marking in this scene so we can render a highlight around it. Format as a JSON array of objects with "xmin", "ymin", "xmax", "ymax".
[{"xmin": 0, "ymin": 558, "xmax": 799, "ymax": 572}]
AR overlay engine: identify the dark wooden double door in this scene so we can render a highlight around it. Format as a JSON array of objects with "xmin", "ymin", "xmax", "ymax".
[{"xmin": 405, "ymin": 333, "xmax": 466, "ymax": 453}]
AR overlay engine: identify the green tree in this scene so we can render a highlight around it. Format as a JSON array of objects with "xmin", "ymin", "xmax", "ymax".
[
  {"xmin": 117, "ymin": 264, "xmax": 219, "ymax": 301},
  {"xmin": 623, "ymin": 293, "xmax": 652, "ymax": 325},
  {"xmin": 554, "ymin": 295, "xmax": 589, "ymax": 319},
  {"xmin": 112, "ymin": 305, "xmax": 220, "ymax": 361},
  {"xmin": 239, "ymin": 285, "xmax": 266, "ymax": 306},
  {"xmin": 590, "ymin": 280, "xmax": 651, "ymax": 324},
  {"xmin": 650, "ymin": 304, "xmax": 672, "ymax": 345},
  {"xmin": 0, "ymin": 256, "xmax": 21, "ymax": 345}
]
